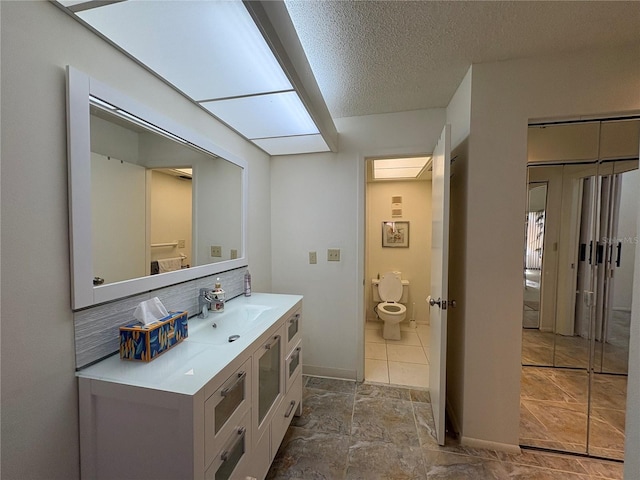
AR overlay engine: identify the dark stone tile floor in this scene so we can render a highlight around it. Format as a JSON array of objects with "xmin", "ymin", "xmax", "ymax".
[{"xmin": 266, "ymin": 376, "xmax": 624, "ymax": 479}]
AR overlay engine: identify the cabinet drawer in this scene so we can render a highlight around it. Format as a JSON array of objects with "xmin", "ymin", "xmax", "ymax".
[
  {"xmin": 271, "ymin": 372, "xmax": 302, "ymax": 460},
  {"xmin": 205, "ymin": 358, "xmax": 252, "ymax": 468},
  {"xmin": 285, "ymin": 341, "xmax": 302, "ymax": 393},
  {"xmin": 284, "ymin": 310, "xmax": 301, "ymax": 353},
  {"xmin": 205, "ymin": 409, "xmax": 252, "ymax": 480}
]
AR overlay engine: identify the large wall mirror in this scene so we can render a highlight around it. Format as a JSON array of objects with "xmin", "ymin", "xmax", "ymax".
[{"xmin": 67, "ymin": 66, "xmax": 248, "ymax": 309}]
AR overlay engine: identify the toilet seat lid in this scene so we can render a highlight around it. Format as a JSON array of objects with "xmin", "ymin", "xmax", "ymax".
[{"xmin": 378, "ymin": 272, "xmax": 402, "ymax": 302}]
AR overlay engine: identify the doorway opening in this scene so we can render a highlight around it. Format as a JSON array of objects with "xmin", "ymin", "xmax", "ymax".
[
  {"xmin": 363, "ymin": 155, "xmax": 432, "ymax": 388},
  {"xmin": 520, "ymin": 117, "xmax": 639, "ymax": 460}
]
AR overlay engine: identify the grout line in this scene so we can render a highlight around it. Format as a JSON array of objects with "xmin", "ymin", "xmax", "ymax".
[{"xmin": 344, "ymin": 382, "xmax": 357, "ymax": 478}]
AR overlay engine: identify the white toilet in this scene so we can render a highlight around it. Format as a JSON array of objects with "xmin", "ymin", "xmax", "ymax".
[{"xmin": 372, "ymin": 271, "xmax": 409, "ymax": 340}]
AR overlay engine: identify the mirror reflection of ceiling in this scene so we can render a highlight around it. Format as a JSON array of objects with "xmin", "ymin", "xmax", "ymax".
[{"xmin": 55, "ymin": 0, "xmax": 333, "ymax": 156}]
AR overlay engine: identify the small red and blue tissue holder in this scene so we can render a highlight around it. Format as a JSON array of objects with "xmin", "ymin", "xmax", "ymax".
[{"xmin": 119, "ymin": 311, "xmax": 188, "ymax": 362}]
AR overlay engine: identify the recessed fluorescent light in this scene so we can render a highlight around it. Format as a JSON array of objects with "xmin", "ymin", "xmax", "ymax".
[
  {"xmin": 201, "ymin": 91, "xmax": 319, "ymax": 139},
  {"xmin": 60, "ymin": 0, "xmax": 335, "ymax": 155},
  {"xmin": 252, "ymin": 134, "xmax": 330, "ymax": 155},
  {"xmin": 75, "ymin": 0, "xmax": 292, "ymax": 100},
  {"xmin": 373, "ymin": 156, "xmax": 432, "ymax": 180}
]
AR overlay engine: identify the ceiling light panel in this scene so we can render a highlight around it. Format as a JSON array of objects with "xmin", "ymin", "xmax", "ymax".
[
  {"xmin": 76, "ymin": 0, "xmax": 293, "ymax": 101},
  {"xmin": 201, "ymin": 91, "xmax": 319, "ymax": 139},
  {"xmin": 252, "ymin": 134, "xmax": 330, "ymax": 156},
  {"xmin": 373, "ymin": 156, "xmax": 431, "ymax": 179}
]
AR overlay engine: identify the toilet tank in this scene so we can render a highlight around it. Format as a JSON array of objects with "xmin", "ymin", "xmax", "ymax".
[{"xmin": 372, "ymin": 278, "xmax": 409, "ymax": 303}]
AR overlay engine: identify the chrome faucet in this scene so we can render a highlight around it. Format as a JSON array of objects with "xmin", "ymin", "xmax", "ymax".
[{"xmin": 198, "ymin": 288, "xmax": 214, "ymax": 318}]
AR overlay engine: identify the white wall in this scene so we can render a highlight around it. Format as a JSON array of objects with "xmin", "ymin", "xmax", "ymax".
[
  {"xmin": 0, "ymin": 2, "xmax": 270, "ymax": 478},
  {"xmin": 446, "ymin": 67, "xmax": 472, "ymax": 151},
  {"xmin": 625, "ymin": 146, "xmax": 640, "ymax": 480},
  {"xmin": 150, "ymin": 171, "xmax": 192, "ymax": 265},
  {"xmin": 193, "ymin": 157, "xmax": 243, "ymax": 265},
  {"xmin": 271, "ymin": 109, "xmax": 445, "ymax": 380},
  {"xmin": 366, "ymin": 180, "xmax": 432, "ymax": 324},
  {"xmin": 459, "ymin": 44, "xmax": 640, "ymax": 450}
]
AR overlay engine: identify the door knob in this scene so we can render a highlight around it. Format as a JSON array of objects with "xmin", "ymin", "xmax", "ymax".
[
  {"xmin": 427, "ymin": 296, "xmax": 442, "ymax": 307},
  {"xmin": 427, "ymin": 296, "xmax": 457, "ymax": 309}
]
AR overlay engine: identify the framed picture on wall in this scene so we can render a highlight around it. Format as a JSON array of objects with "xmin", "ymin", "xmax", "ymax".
[{"xmin": 382, "ymin": 221, "xmax": 409, "ymax": 248}]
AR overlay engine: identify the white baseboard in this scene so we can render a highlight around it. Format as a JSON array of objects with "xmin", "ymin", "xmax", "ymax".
[
  {"xmin": 460, "ymin": 436, "xmax": 522, "ymax": 454},
  {"xmin": 302, "ymin": 364, "xmax": 357, "ymax": 381}
]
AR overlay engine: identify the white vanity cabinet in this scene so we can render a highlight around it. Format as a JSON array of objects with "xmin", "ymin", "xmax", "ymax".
[
  {"xmin": 251, "ymin": 309, "xmax": 303, "ymax": 469},
  {"xmin": 77, "ymin": 294, "xmax": 302, "ymax": 480}
]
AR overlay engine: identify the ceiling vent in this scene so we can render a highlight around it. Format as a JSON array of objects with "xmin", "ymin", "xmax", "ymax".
[{"xmin": 392, "ymin": 196, "xmax": 402, "ymax": 218}]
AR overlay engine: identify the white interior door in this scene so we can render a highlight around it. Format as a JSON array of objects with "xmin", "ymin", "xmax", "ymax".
[{"xmin": 428, "ymin": 124, "xmax": 451, "ymax": 446}]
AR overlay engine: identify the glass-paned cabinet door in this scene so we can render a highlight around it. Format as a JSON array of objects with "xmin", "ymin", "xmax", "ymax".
[{"xmin": 254, "ymin": 332, "xmax": 283, "ymax": 429}]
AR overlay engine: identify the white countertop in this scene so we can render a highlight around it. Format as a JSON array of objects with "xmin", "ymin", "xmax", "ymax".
[{"xmin": 76, "ymin": 293, "xmax": 303, "ymax": 395}]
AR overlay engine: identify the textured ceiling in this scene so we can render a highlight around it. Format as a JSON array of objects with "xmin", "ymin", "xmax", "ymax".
[{"xmin": 285, "ymin": 1, "xmax": 640, "ymax": 119}]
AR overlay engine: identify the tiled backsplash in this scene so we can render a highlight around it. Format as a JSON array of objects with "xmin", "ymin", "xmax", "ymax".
[{"xmin": 74, "ymin": 267, "xmax": 247, "ymax": 369}]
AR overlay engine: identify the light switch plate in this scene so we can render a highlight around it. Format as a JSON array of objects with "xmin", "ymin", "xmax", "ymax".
[
  {"xmin": 327, "ymin": 248, "xmax": 340, "ymax": 261},
  {"xmin": 230, "ymin": 249, "xmax": 238, "ymax": 259},
  {"xmin": 309, "ymin": 251, "xmax": 317, "ymax": 264}
]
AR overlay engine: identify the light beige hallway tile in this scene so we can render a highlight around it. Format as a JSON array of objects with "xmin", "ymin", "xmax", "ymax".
[
  {"xmin": 365, "ymin": 342, "xmax": 387, "ymax": 360},
  {"xmin": 365, "ymin": 328, "xmax": 385, "ymax": 344},
  {"xmin": 417, "ymin": 326, "xmax": 430, "ymax": 346},
  {"xmin": 387, "ymin": 344, "xmax": 428, "ymax": 364},
  {"xmin": 388, "ymin": 361, "xmax": 428, "ymax": 388},
  {"xmin": 386, "ymin": 331, "xmax": 421, "ymax": 346},
  {"xmin": 365, "ymin": 320, "xmax": 382, "ymax": 330},
  {"xmin": 365, "ymin": 358, "xmax": 389, "ymax": 383},
  {"xmin": 422, "ymin": 347, "xmax": 431, "ymax": 363}
]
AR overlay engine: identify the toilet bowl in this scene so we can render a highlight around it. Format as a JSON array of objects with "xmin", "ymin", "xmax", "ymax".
[{"xmin": 372, "ymin": 272, "xmax": 409, "ymax": 340}]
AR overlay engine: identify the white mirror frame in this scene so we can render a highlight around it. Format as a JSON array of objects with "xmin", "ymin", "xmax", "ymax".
[{"xmin": 66, "ymin": 66, "xmax": 248, "ymax": 310}]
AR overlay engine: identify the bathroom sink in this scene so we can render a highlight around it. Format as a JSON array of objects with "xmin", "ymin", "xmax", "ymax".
[{"xmin": 188, "ymin": 304, "xmax": 273, "ymax": 345}]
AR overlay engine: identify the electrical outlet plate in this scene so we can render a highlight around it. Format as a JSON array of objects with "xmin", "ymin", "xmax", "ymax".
[
  {"xmin": 327, "ymin": 248, "xmax": 340, "ymax": 262},
  {"xmin": 309, "ymin": 251, "xmax": 317, "ymax": 264},
  {"xmin": 178, "ymin": 239, "xmax": 186, "ymax": 248},
  {"xmin": 210, "ymin": 245, "xmax": 222, "ymax": 257}
]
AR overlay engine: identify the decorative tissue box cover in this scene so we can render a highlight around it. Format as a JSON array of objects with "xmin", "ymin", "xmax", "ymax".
[{"xmin": 120, "ymin": 311, "xmax": 188, "ymax": 362}]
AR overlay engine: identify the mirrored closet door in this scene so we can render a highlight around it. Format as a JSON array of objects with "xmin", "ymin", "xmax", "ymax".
[{"xmin": 520, "ymin": 118, "xmax": 639, "ymax": 460}]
